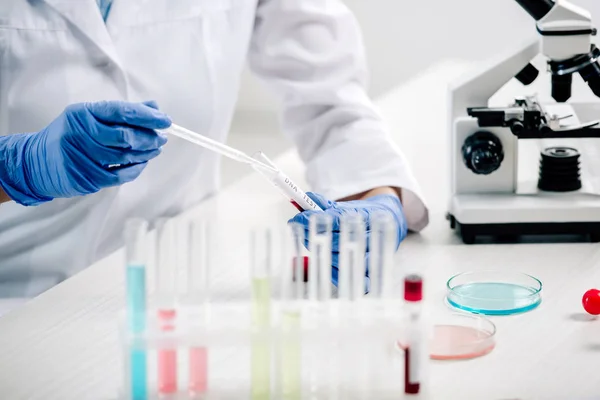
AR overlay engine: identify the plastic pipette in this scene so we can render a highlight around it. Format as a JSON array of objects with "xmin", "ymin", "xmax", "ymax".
[
  {"xmin": 161, "ymin": 124, "xmax": 322, "ymax": 212},
  {"xmin": 160, "ymin": 124, "xmax": 276, "ymax": 172}
]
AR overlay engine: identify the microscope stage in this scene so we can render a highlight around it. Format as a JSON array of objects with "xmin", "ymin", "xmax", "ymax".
[{"xmin": 448, "ymin": 192, "xmax": 600, "ymax": 244}]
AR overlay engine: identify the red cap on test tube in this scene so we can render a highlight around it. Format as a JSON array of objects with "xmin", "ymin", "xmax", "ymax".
[{"xmin": 404, "ymin": 274, "xmax": 423, "ymax": 302}]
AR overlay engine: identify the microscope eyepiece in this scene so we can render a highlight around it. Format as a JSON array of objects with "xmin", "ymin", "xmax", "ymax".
[{"xmin": 515, "ymin": 0, "xmax": 554, "ymax": 21}]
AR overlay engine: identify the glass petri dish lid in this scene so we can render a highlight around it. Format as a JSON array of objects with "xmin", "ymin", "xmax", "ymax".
[{"xmin": 446, "ymin": 270, "xmax": 542, "ymax": 315}]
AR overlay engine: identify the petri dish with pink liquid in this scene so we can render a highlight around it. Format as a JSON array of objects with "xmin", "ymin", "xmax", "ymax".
[
  {"xmin": 397, "ymin": 311, "xmax": 496, "ymax": 360},
  {"xmin": 429, "ymin": 312, "xmax": 496, "ymax": 360}
]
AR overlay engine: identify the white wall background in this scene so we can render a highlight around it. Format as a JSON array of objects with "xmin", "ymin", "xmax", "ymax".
[
  {"xmin": 225, "ymin": 0, "xmax": 600, "ymax": 185},
  {"xmin": 234, "ymin": 0, "xmax": 600, "ymax": 113}
]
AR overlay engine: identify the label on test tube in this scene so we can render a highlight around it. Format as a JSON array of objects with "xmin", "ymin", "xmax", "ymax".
[
  {"xmin": 252, "ymin": 151, "xmax": 322, "ymax": 212},
  {"xmin": 271, "ymin": 171, "xmax": 321, "ymax": 212}
]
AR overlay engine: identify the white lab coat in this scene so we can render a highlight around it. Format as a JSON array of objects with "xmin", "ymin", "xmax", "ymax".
[{"xmin": 0, "ymin": 0, "xmax": 428, "ymax": 297}]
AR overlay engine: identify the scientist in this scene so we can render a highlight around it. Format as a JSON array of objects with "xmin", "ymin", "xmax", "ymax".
[{"xmin": 0, "ymin": 0, "xmax": 428, "ymax": 298}]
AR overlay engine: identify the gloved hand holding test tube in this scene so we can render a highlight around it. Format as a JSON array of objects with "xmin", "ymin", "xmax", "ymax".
[{"xmin": 159, "ymin": 124, "xmax": 322, "ymax": 212}]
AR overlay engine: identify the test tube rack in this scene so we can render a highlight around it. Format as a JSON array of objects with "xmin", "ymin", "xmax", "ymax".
[
  {"xmin": 121, "ymin": 213, "xmax": 424, "ymax": 399},
  {"xmin": 120, "ymin": 299, "xmax": 416, "ymax": 400}
]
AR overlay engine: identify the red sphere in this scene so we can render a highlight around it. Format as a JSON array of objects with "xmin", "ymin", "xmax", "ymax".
[{"xmin": 582, "ymin": 289, "xmax": 600, "ymax": 315}]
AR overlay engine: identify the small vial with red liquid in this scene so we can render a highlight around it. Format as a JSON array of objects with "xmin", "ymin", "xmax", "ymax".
[{"xmin": 404, "ymin": 274, "xmax": 423, "ymax": 395}]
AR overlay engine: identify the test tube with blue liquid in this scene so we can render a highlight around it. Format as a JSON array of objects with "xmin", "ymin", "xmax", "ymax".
[{"xmin": 124, "ymin": 219, "xmax": 149, "ymax": 400}]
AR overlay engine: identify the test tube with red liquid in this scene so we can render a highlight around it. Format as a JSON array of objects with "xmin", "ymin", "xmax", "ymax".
[
  {"xmin": 155, "ymin": 219, "xmax": 178, "ymax": 396},
  {"xmin": 404, "ymin": 275, "xmax": 423, "ymax": 395}
]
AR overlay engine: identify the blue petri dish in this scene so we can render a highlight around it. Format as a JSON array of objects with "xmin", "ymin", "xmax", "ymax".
[{"xmin": 446, "ymin": 271, "xmax": 542, "ymax": 315}]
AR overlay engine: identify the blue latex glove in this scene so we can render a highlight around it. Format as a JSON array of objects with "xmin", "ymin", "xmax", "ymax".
[
  {"xmin": 0, "ymin": 100, "xmax": 171, "ymax": 206},
  {"xmin": 289, "ymin": 192, "xmax": 408, "ymax": 293}
]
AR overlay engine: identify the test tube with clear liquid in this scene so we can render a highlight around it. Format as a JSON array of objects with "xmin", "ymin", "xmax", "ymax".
[
  {"xmin": 337, "ymin": 215, "xmax": 367, "ymax": 396},
  {"xmin": 307, "ymin": 214, "xmax": 334, "ymax": 398},
  {"xmin": 369, "ymin": 211, "xmax": 397, "ymax": 299},
  {"xmin": 367, "ymin": 212, "xmax": 398, "ymax": 395},
  {"xmin": 338, "ymin": 215, "xmax": 366, "ymax": 301}
]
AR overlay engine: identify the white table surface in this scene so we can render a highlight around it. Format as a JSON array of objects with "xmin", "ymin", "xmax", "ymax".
[{"xmin": 1, "ymin": 60, "xmax": 600, "ymax": 400}]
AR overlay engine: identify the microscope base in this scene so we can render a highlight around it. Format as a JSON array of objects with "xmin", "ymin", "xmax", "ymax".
[{"xmin": 448, "ymin": 193, "xmax": 600, "ymax": 244}]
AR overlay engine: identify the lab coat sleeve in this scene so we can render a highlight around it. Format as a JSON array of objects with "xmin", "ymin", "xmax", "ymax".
[{"xmin": 247, "ymin": 0, "xmax": 428, "ymax": 231}]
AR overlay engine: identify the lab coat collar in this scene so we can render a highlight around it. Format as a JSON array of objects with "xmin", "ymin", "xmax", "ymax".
[{"xmin": 41, "ymin": 0, "xmax": 123, "ymax": 70}]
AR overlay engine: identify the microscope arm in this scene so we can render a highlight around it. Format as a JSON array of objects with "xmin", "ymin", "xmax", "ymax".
[{"xmin": 514, "ymin": 0, "xmax": 595, "ymax": 61}]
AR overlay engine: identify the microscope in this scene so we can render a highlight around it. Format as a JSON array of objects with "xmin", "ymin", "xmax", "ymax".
[{"xmin": 447, "ymin": 0, "xmax": 600, "ymax": 244}]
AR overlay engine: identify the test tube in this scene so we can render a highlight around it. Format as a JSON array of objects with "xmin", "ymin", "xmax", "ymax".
[
  {"xmin": 251, "ymin": 151, "xmax": 322, "ymax": 212},
  {"xmin": 369, "ymin": 212, "xmax": 397, "ymax": 298},
  {"xmin": 187, "ymin": 220, "xmax": 211, "ymax": 396},
  {"xmin": 281, "ymin": 223, "xmax": 304, "ymax": 304},
  {"xmin": 338, "ymin": 215, "xmax": 366, "ymax": 301},
  {"xmin": 308, "ymin": 214, "xmax": 333, "ymax": 302},
  {"xmin": 124, "ymin": 219, "xmax": 149, "ymax": 400},
  {"xmin": 251, "ymin": 228, "xmax": 272, "ymax": 399},
  {"xmin": 337, "ymin": 215, "xmax": 367, "ymax": 397},
  {"xmin": 308, "ymin": 214, "xmax": 333, "ymax": 397},
  {"xmin": 155, "ymin": 218, "xmax": 178, "ymax": 396},
  {"xmin": 280, "ymin": 223, "xmax": 303, "ymax": 400},
  {"xmin": 404, "ymin": 275, "xmax": 424, "ymax": 395}
]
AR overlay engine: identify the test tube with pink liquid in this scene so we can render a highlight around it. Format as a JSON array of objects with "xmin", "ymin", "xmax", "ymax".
[
  {"xmin": 155, "ymin": 219, "xmax": 178, "ymax": 396},
  {"xmin": 186, "ymin": 220, "xmax": 211, "ymax": 396}
]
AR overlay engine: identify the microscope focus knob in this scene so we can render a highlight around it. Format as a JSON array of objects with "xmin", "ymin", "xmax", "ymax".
[{"xmin": 461, "ymin": 131, "xmax": 504, "ymax": 175}]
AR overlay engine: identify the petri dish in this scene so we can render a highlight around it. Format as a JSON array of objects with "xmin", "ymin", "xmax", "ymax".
[
  {"xmin": 396, "ymin": 311, "xmax": 496, "ymax": 360},
  {"xmin": 446, "ymin": 271, "xmax": 542, "ymax": 315},
  {"xmin": 430, "ymin": 312, "xmax": 495, "ymax": 360}
]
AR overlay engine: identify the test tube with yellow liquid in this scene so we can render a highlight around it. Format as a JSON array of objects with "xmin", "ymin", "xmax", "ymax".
[
  {"xmin": 251, "ymin": 228, "xmax": 272, "ymax": 399},
  {"xmin": 278, "ymin": 223, "xmax": 306, "ymax": 400}
]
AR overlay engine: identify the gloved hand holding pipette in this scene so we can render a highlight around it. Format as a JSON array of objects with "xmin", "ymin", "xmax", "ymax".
[
  {"xmin": 0, "ymin": 100, "xmax": 171, "ymax": 206},
  {"xmin": 289, "ymin": 192, "xmax": 408, "ymax": 289}
]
